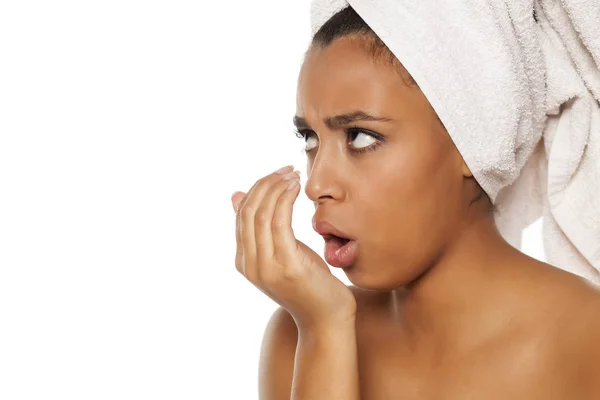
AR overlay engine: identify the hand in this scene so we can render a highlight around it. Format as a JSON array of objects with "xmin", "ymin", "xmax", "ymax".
[{"xmin": 231, "ymin": 165, "xmax": 356, "ymax": 330}]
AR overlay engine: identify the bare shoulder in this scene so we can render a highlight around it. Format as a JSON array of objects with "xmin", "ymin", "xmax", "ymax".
[
  {"xmin": 560, "ymin": 279, "xmax": 600, "ymax": 395},
  {"xmin": 534, "ymin": 265, "xmax": 600, "ymax": 397},
  {"xmin": 530, "ymin": 262, "xmax": 600, "ymax": 337},
  {"xmin": 258, "ymin": 307, "xmax": 298, "ymax": 400}
]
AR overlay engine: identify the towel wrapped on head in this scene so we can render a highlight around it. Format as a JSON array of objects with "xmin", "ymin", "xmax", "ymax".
[{"xmin": 309, "ymin": 0, "xmax": 600, "ymax": 284}]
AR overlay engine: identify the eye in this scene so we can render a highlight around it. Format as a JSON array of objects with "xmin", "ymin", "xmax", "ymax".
[
  {"xmin": 303, "ymin": 131, "xmax": 319, "ymax": 151},
  {"xmin": 294, "ymin": 128, "xmax": 384, "ymax": 156},
  {"xmin": 349, "ymin": 129, "xmax": 378, "ymax": 149}
]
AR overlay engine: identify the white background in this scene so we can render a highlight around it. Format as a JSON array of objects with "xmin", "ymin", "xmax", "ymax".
[{"xmin": 0, "ymin": 1, "xmax": 544, "ymax": 399}]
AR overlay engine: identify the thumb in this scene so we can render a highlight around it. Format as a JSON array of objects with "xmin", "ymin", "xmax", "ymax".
[{"xmin": 231, "ymin": 191, "xmax": 246, "ymax": 212}]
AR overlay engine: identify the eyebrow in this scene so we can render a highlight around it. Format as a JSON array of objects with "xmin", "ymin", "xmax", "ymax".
[{"xmin": 293, "ymin": 110, "xmax": 394, "ymax": 131}]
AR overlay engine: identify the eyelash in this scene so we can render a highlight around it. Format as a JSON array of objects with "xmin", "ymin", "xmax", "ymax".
[{"xmin": 293, "ymin": 127, "xmax": 385, "ymax": 156}]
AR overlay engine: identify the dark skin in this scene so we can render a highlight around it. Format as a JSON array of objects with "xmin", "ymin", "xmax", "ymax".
[{"xmin": 256, "ymin": 35, "xmax": 600, "ymax": 398}]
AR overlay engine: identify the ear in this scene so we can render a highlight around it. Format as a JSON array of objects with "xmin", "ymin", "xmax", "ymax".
[{"xmin": 461, "ymin": 158, "xmax": 473, "ymax": 178}]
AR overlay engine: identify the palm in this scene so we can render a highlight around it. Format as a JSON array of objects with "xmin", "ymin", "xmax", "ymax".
[
  {"xmin": 295, "ymin": 239, "xmax": 332, "ymax": 273},
  {"xmin": 293, "ymin": 238, "xmax": 356, "ymax": 313}
]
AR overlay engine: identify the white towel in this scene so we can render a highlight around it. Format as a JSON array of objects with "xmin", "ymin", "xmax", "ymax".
[{"xmin": 310, "ymin": 0, "xmax": 600, "ymax": 284}]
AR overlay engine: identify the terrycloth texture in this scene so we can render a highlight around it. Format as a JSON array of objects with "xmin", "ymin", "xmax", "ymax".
[{"xmin": 310, "ymin": 0, "xmax": 600, "ymax": 284}]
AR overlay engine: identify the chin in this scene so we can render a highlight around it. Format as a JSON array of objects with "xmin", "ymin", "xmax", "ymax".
[
  {"xmin": 344, "ymin": 267, "xmax": 394, "ymax": 291},
  {"xmin": 344, "ymin": 258, "xmax": 423, "ymax": 291}
]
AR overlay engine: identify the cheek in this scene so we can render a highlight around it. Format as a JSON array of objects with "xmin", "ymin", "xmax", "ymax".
[
  {"xmin": 348, "ymin": 163, "xmax": 454, "ymax": 286},
  {"xmin": 354, "ymin": 169, "xmax": 420, "ymax": 243},
  {"xmin": 427, "ymin": 148, "xmax": 464, "ymax": 215},
  {"xmin": 356, "ymin": 147, "xmax": 449, "ymax": 242}
]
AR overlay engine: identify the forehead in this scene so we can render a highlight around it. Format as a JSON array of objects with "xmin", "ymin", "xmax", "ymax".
[{"xmin": 296, "ymin": 38, "xmax": 410, "ymax": 117}]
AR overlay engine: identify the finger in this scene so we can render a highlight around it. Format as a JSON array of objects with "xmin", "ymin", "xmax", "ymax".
[
  {"xmin": 255, "ymin": 170, "xmax": 300, "ymax": 266},
  {"xmin": 233, "ymin": 191, "xmax": 246, "ymax": 272},
  {"xmin": 236, "ymin": 165, "xmax": 294, "ymax": 278},
  {"xmin": 272, "ymin": 171, "xmax": 302, "ymax": 265},
  {"xmin": 236, "ymin": 188, "xmax": 257, "ymax": 276},
  {"xmin": 231, "ymin": 192, "xmax": 244, "ymax": 212},
  {"xmin": 234, "ymin": 180, "xmax": 270, "ymax": 275}
]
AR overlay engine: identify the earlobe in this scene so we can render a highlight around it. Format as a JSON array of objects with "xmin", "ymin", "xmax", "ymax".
[{"xmin": 462, "ymin": 161, "xmax": 473, "ymax": 178}]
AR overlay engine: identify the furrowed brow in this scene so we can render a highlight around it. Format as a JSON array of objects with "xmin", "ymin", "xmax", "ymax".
[{"xmin": 293, "ymin": 111, "xmax": 393, "ymax": 130}]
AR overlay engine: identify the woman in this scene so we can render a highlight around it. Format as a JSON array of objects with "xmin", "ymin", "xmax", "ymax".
[{"xmin": 231, "ymin": 5, "xmax": 600, "ymax": 399}]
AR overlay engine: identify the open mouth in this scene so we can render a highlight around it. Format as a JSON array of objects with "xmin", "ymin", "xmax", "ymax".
[
  {"xmin": 327, "ymin": 235, "xmax": 351, "ymax": 246},
  {"xmin": 323, "ymin": 234, "xmax": 358, "ymax": 268}
]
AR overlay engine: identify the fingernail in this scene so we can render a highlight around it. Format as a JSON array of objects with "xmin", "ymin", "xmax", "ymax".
[
  {"xmin": 275, "ymin": 165, "xmax": 294, "ymax": 174},
  {"xmin": 287, "ymin": 180, "xmax": 299, "ymax": 190},
  {"xmin": 282, "ymin": 170, "xmax": 300, "ymax": 180}
]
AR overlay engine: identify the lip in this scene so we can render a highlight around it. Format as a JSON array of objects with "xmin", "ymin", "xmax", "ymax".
[{"xmin": 312, "ymin": 218, "xmax": 355, "ymax": 241}]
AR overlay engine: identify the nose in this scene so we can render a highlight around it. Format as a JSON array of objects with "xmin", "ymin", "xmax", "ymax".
[{"xmin": 304, "ymin": 144, "xmax": 344, "ymax": 205}]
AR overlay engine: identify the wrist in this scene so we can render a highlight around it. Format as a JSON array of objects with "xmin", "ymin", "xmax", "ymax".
[{"xmin": 296, "ymin": 313, "xmax": 356, "ymax": 338}]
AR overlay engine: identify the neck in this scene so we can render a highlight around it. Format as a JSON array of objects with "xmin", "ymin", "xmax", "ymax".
[{"xmin": 388, "ymin": 215, "xmax": 529, "ymax": 354}]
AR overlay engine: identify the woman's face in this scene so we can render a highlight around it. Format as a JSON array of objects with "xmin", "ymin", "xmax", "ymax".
[{"xmin": 295, "ymin": 36, "xmax": 471, "ymax": 290}]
